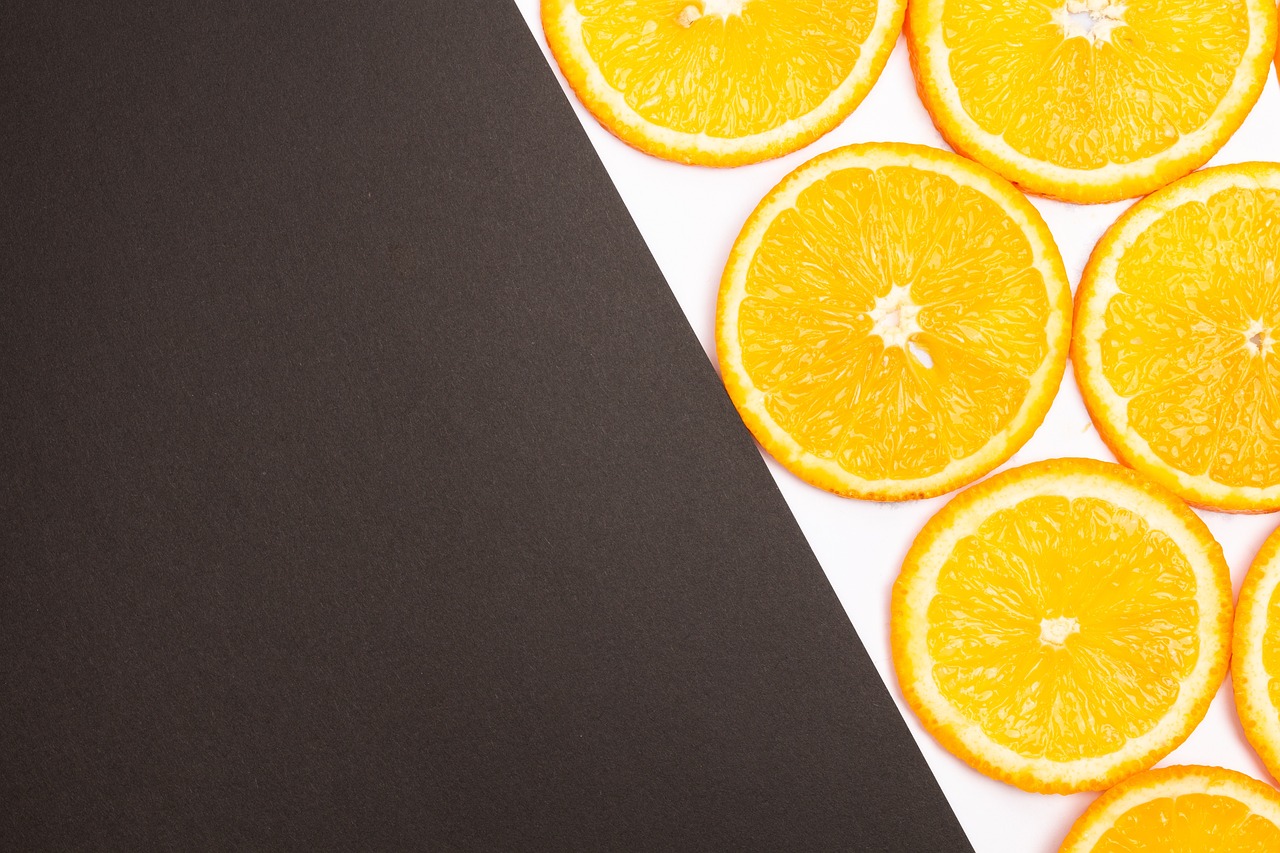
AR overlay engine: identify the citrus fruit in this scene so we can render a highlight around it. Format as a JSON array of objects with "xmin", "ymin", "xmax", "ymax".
[
  {"xmin": 1059, "ymin": 765, "xmax": 1280, "ymax": 852},
  {"xmin": 542, "ymin": 0, "xmax": 906, "ymax": 166},
  {"xmin": 892, "ymin": 458, "xmax": 1232, "ymax": 793},
  {"xmin": 716, "ymin": 143, "xmax": 1070, "ymax": 500},
  {"xmin": 1233, "ymin": 524, "xmax": 1280, "ymax": 783},
  {"xmin": 1073, "ymin": 162, "xmax": 1280, "ymax": 513},
  {"xmin": 906, "ymin": 0, "xmax": 1277, "ymax": 203}
]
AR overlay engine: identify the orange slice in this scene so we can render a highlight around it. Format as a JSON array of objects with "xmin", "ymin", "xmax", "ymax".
[
  {"xmin": 892, "ymin": 459, "xmax": 1232, "ymax": 793},
  {"xmin": 907, "ymin": 0, "xmax": 1277, "ymax": 203},
  {"xmin": 716, "ymin": 143, "xmax": 1070, "ymax": 500},
  {"xmin": 542, "ymin": 0, "xmax": 906, "ymax": 166},
  {"xmin": 1233, "ymin": 525, "xmax": 1280, "ymax": 783},
  {"xmin": 1059, "ymin": 766, "xmax": 1280, "ymax": 852},
  {"xmin": 1073, "ymin": 162, "xmax": 1280, "ymax": 513}
]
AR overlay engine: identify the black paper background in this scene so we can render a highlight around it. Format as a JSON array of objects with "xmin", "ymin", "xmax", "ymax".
[{"xmin": 1, "ymin": 2, "xmax": 972, "ymax": 849}]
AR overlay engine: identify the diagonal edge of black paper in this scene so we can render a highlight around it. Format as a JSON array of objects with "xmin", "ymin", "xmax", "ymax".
[{"xmin": 0, "ymin": 1, "xmax": 973, "ymax": 850}]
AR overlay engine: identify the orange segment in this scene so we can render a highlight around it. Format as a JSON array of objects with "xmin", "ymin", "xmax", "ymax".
[
  {"xmin": 717, "ymin": 143, "xmax": 1070, "ymax": 500},
  {"xmin": 1059, "ymin": 766, "xmax": 1280, "ymax": 852},
  {"xmin": 907, "ymin": 0, "xmax": 1277, "ymax": 202},
  {"xmin": 1074, "ymin": 163, "xmax": 1280, "ymax": 512},
  {"xmin": 1233, "ymin": 525, "xmax": 1280, "ymax": 783},
  {"xmin": 892, "ymin": 459, "xmax": 1232, "ymax": 793},
  {"xmin": 542, "ymin": 0, "xmax": 907, "ymax": 165}
]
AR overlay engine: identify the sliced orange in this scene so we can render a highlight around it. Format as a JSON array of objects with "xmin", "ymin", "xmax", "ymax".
[
  {"xmin": 907, "ymin": 0, "xmax": 1277, "ymax": 203},
  {"xmin": 542, "ymin": 0, "xmax": 906, "ymax": 166},
  {"xmin": 716, "ymin": 143, "xmax": 1070, "ymax": 500},
  {"xmin": 1059, "ymin": 766, "xmax": 1280, "ymax": 852},
  {"xmin": 892, "ymin": 459, "xmax": 1232, "ymax": 793},
  {"xmin": 1073, "ymin": 163, "xmax": 1280, "ymax": 513},
  {"xmin": 1233, "ymin": 525, "xmax": 1280, "ymax": 783}
]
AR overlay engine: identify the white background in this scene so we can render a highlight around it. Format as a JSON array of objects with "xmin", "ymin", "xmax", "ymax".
[{"xmin": 513, "ymin": 3, "xmax": 1280, "ymax": 849}]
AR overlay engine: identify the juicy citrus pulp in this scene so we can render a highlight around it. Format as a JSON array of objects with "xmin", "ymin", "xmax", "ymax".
[
  {"xmin": 1074, "ymin": 163, "xmax": 1280, "ymax": 512},
  {"xmin": 1233, "ymin": 525, "xmax": 1280, "ymax": 783},
  {"xmin": 542, "ymin": 0, "xmax": 907, "ymax": 165},
  {"xmin": 716, "ymin": 143, "xmax": 1070, "ymax": 500},
  {"xmin": 907, "ymin": 0, "xmax": 1277, "ymax": 202},
  {"xmin": 892, "ymin": 459, "xmax": 1232, "ymax": 793},
  {"xmin": 1059, "ymin": 766, "xmax": 1280, "ymax": 852}
]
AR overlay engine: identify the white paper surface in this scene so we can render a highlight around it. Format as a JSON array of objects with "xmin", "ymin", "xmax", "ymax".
[{"xmin": 513, "ymin": 4, "xmax": 1280, "ymax": 849}]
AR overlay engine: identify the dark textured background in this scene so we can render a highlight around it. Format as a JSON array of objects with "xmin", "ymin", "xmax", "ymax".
[{"xmin": 0, "ymin": 2, "xmax": 971, "ymax": 849}]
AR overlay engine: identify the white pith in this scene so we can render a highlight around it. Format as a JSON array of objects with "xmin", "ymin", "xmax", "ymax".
[
  {"xmin": 868, "ymin": 284, "xmax": 926, "ymax": 354},
  {"xmin": 1058, "ymin": 0, "xmax": 1127, "ymax": 44},
  {"xmin": 698, "ymin": 0, "xmax": 747, "ymax": 19},
  {"xmin": 1245, "ymin": 319, "xmax": 1274, "ymax": 357},
  {"xmin": 1040, "ymin": 615, "xmax": 1080, "ymax": 645}
]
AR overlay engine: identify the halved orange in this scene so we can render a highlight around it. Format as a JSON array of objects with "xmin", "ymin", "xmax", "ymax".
[
  {"xmin": 892, "ymin": 459, "xmax": 1232, "ymax": 793},
  {"xmin": 542, "ymin": 0, "xmax": 906, "ymax": 166},
  {"xmin": 717, "ymin": 143, "xmax": 1070, "ymax": 500},
  {"xmin": 1073, "ymin": 162, "xmax": 1280, "ymax": 513},
  {"xmin": 1233, "ymin": 524, "xmax": 1280, "ymax": 783},
  {"xmin": 907, "ymin": 0, "xmax": 1277, "ymax": 203},
  {"xmin": 1059, "ymin": 765, "xmax": 1280, "ymax": 852}
]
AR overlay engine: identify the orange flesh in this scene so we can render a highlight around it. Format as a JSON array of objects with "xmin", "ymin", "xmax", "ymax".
[
  {"xmin": 737, "ymin": 165, "xmax": 1049, "ymax": 481},
  {"xmin": 928, "ymin": 495, "xmax": 1198, "ymax": 760},
  {"xmin": 1265, "ymin": 581, "xmax": 1280, "ymax": 714},
  {"xmin": 1094, "ymin": 792, "xmax": 1280, "ymax": 850},
  {"xmin": 941, "ymin": 0, "xmax": 1250, "ymax": 169},
  {"xmin": 577, "ymin": 0, "xmax": 877, "ymax": 137},
  {"xmin": 1100, "ymin": 187, "xmax": 1280, "ymax": 489}
]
